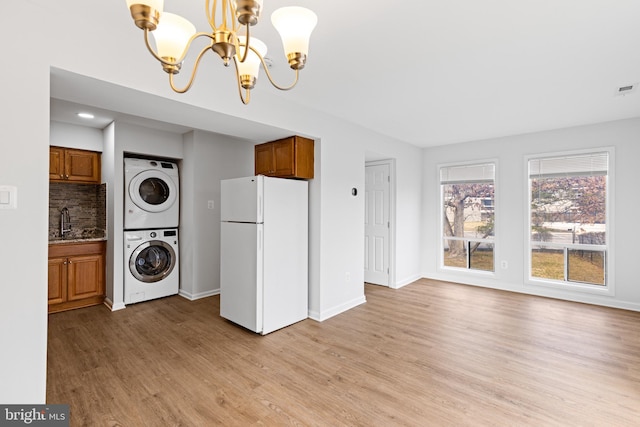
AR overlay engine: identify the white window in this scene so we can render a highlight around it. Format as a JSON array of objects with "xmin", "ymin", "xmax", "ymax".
[
  {"xmin": 440, "ymin": 162, "xmax": 495, "ymax": 272},
  {"xmin": 527, "ymin": 149, "xmax": 612, "ymax": 292}
]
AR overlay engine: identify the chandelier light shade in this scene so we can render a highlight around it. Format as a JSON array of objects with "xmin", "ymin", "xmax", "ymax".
[
  {"xmin": 151, "ymin": 13, "xmax": 196, "ymax": 62},
  {"xmin": 125, "ymin": 0, "xmax": 317, "ymax": 104},
  {"xmin": 235, "ymin": 36, "xmax": 267, "ymax": 90},
  {"xmin": 271, "ymin": 7, "xmax": 318, "ymax": 69}
]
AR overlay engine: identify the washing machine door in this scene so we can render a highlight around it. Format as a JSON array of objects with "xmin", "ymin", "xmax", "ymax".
[
  {"xmin": 128, "ymin": 169, "xmax": 178, "ymax": 213},
  {"xmin": 129, "ymin": 241, "xmax": 176, "ymax": 283}
]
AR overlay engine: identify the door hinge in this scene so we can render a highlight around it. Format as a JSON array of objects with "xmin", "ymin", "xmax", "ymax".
[{"xmin": 388, "ymin": 221, "xmax": 390, "ymax": 228}]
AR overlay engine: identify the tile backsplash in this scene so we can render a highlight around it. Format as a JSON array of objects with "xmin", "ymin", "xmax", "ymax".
[{"xmin": 49, "ymin": 183, "xmax": 106, "ymax": 240}]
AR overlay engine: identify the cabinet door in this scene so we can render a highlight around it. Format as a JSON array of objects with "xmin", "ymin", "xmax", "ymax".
[
  {"xmin": 254, "ymin": 136, "xmax": 314, "ymax": 179},
  {"xmin": 67, "ymin": 254, "xmax": 104, "ymax": 301},
  {"xmin": 273, "ymin": 138, "xmax": 295, "ymax": 177},
  {"xmin": 49, "ymin": 147, "xmax": 65, "ymax": 181},
  {"xmin": 255, "ymin": 143, "xmax": 275, "ymax": 176},
  {"xmin": 48, "ymin": 257, "xmax": 67, "ymax": 305},
  {"xmin": 292, "ymin": 137, "xmax": 314, "ymax": 179},
  {"xmin": 65, "ymin": 149, "xmax": 100, "ymax": 183}
]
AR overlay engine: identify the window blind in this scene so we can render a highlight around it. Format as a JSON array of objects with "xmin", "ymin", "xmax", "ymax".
[
  {"xmin": 440, "ymin": 163, "xmax": 495, "ymax": 184},
  {"xmin": 529, "ymin": 152, "xmax": 608, "ymax": 178}
]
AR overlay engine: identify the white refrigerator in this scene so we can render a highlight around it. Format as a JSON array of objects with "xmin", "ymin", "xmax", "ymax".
[{"xmin": 220, "ymin": 175, "xmax": 308, "ymax": 335}]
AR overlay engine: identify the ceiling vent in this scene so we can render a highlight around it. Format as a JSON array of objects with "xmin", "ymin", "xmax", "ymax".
[{"xmin": 615, "ymin": 83, "xmax": 637, "ymax": 96}]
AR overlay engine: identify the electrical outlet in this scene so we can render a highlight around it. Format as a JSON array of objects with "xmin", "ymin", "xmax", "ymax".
[
  {"xmin": 345, "ymin": 272, "xmax": 351, "ymax": 282},
  {"xmin": 501, "ymin": 260, "xmax": 508, "ymax": 269},
  {"xmin": 207, "ymin": 200, "xmax": 214, "ymax": 210}
]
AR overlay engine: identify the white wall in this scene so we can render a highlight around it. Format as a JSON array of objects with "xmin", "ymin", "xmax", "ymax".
[
  {"xmin": 422, "ymin": 118, "xmax": 640, "ymax": 311},
  {"xmin": 103, "ymin": 123, "xmax": 116, "ymax": 307},
  {"xmin": 0, "ymin": 2, "xmax": 49, "ymax": 404},
  {"xmin": 50, "ymin": 121, "xmax": 103, "ymax": 152},
  {"xmin": 180, "ymin": 130, "xmax": 254, "ymax": 299},
  {"xmin": 364, "ymin": 139, "xmax": 423, "ymax": 288},
  {"xmin": 0, "ymin": 0, "xmax": 423, "ymax": 403}
]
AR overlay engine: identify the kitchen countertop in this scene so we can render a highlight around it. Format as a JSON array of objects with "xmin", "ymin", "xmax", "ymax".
[{"xmin": 49, "ymin": 237, "xmax": 107, "ymax": 245}]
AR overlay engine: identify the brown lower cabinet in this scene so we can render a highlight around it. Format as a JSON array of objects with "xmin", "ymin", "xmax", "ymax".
[{"xmin": 48, "ymin": 241, "xmax": 105, "ymax": 313}]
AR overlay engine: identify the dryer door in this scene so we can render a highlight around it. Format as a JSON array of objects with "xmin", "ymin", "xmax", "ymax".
[
  {"xmin": 129, "ymin": 170, "xmax": 178, "ymax": 213},
  {"xmin": 129, "ymin": 241, "xmax": 176, "ymax": 283}
]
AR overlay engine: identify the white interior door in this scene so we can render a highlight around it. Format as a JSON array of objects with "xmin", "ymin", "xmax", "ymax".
[{"xmin": 364, "ymin": 162, "xmax": 390, "ymax": 286}]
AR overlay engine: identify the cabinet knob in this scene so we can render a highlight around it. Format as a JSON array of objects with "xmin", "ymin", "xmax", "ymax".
[
  {"xmin": 59, "ymin": 174, "xmax": 64, "ymax": 178},
  {"xmin": 65, "ymin": 174, "xmax": 69, "ymax": 179}
]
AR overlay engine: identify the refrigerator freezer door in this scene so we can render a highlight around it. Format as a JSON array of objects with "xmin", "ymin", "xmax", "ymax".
[
  {"xmin": 221, "ymin": 176, "xmax": 263, "ymax": 223},
  {"xmin": 220, "ymin": 222, "xmax": 263, "ymax": 333}
]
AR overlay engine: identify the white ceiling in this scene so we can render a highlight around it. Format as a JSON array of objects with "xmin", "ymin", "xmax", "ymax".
[{"xmin": 51, "ymin": 1, "xmax": 640, "ymax": 148}]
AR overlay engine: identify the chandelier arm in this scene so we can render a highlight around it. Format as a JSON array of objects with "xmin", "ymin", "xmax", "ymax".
[
  {"xmin": 238, "ymin": 87, "xmax": 251, "ymax": 105},
  {"xmin": 222, "ymin": 0, "xmax": 228, "ymax": 29},
  {"xmin": 232, "ymin": 56, "xmax": 251, "ymax": 104},
  {"xmin": 237, "ymin": 24, "xmax": 251, "ymax": 63},
  {"xmin": 256, "ymin": 49, "xmax": 300, "ymax": 91},
  {"xmin": 231, "ymin": 0, "xmax": 239, "ymax": 32},
  {"xmin": 206, "ymin": 0, "xmax": 215, "ymax": 30},
  {"xmin": 168, "ymin": 44, "xmax": 212, "ymax": 94},
  {"xmin": 144, "ymin": 28, "xmax": 215, "ymax": 67}
]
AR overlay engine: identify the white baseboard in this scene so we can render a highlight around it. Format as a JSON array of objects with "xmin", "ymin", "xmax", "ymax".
[
  {"xmin": 179, "ymin": 288, "xmax": 219, "ymax": 301},
  {"xmin": 393, "ymin": 274, "xmax": 422, "ymax": 289},
  {"xmin": 308, "ymin": 295, "xmax": 367, "ymax": 322},
  {"xmin": 104, "ymin": 297, "xmax": 126, "ymax": 311},
  {"xmin": 421, "ymin": 272, "xmax": 640, "ymax": 313}
]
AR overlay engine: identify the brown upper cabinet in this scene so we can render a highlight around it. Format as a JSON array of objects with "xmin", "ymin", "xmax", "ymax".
[
  {"xmin": 255, "ymin": 136, "xmax": 314, "ymax": 179},
  {"xmin": 50, "ymin": 146, "xmax": 101, "ymax": 184}
]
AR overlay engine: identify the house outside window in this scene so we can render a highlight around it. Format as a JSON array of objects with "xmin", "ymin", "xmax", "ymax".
[
  {"xmin": 527, "ymin": 149, "xmax": 612, "ymax": 293},
  {"xmin": 440, "ymin": 162, "xmax": 496, "ymax": 272}
]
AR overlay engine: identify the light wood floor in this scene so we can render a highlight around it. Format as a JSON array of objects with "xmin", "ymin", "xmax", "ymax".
[{"xmin": 47, "ymin": 279, "xmax": 640, "ymax": 426}]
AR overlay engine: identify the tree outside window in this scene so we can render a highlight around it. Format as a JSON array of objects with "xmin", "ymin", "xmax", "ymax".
[
  {"xmin": 440, "ymin": 163, "xmax": 495, "ymax": 272},
  {"xmin": 528, "ymin": 151, "xmax": 608, "ymax": 286}
]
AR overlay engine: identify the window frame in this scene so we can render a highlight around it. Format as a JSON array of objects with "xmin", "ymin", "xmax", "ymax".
[
  {"xmin": 438, "ymin": 159, "xmax": 498, "ymax": 276},
  {"xmin": 524, "ymin": 147, "xmax": 615, "ymax": 295}
]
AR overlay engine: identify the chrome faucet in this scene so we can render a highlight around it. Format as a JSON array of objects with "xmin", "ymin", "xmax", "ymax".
[{"xmin": 60, "ymin": 207, "xmax": 71, "ymax": 238}]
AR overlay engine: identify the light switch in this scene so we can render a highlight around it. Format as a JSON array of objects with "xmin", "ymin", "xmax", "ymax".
[{"xmin": 0, "ymin": 185, "xmax": 17, "ymax": 209}]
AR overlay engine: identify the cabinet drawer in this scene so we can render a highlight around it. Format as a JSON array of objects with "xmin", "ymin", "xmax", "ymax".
[{"xmin": 49, "ymin": 241, "xmax": 105, "ymax": 258}]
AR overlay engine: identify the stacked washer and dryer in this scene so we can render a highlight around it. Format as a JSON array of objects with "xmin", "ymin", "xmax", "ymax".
[{"xmin": 123, "ymin": 158, "xmax": 180, "ymax": 304}]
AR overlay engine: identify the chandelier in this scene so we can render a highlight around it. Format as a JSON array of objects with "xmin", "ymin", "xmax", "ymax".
[{"xmin": 125, "ymin": 0, "xmax": 317, "ymax": 104}]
